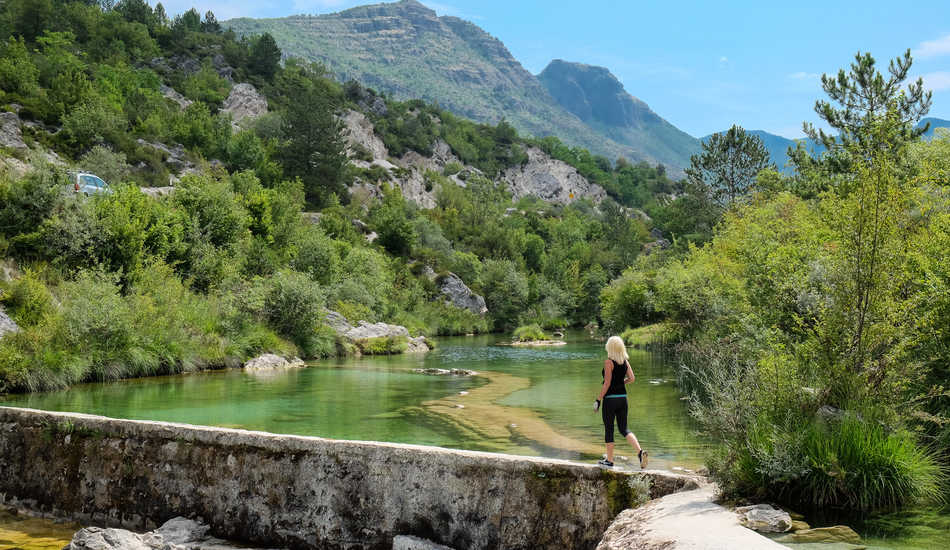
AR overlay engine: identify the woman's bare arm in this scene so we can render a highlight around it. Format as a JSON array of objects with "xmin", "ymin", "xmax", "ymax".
[
  {"xmin": 624, "ymin": 361, "xmax": 635, "ymax": 384},
  {"xmin": 598, "ymin": 359, "xmax": 612, "ymax": 400}
]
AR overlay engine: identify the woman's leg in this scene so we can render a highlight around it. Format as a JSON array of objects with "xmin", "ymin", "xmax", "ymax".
[
  {"xmin": 602, "ymin": 399, "xmax": 615, "ymax": 462},
  {"xmin": 617, "ymin": 400, "xmax": 642, "ymax": 453}
]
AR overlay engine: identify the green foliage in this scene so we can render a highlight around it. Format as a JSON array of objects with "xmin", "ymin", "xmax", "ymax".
[
  {"xmin": 182, "ymin": 62, "xmax": 231, "ymax": 105},
  {"xmin": 0, "ymin": 270, "xmax": 54, "ymax": 326},
  {"xmin": 245, "ymin": 269, "xmax": 326, "ymax": 357},
  {"xmin": 356, "ymin": 335, "xmax": 408, "ymax": 355},
  {"xmin": 513, "ymin": 324, "xmax": 547, "ymax": 342},
  {"xmin": 600, "ymin": 268, "xmax": 655, "ymax": 333},
  {"xmin": 78, "ymin": 146, "xmax": 132, "ymax": 185},
  {"xmin": 249, "ymin": 32, "xmax": 281, "ymax": 80},
  {"xmin": 274, "ymin": 61, "xmax": 350, "ymax": 208},
  {"xmin": 686, "ymin": 125, "xmax": 774, "ymax": 209}
]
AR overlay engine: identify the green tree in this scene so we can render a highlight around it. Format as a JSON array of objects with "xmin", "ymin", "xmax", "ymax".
[
  {"xmin": 249, "ymin": 33, "xmax": 281, "ymax": 80},
  {"xmin": 685, "ymin": 125, "xmax": 773, "ymax": 209},
  {"xmin": 802, "ymin": 49, "xmax": 931, "ymax": 167},
  {"xmin": 276, "ymin": 62, "xmax": 350, "ymax": 207}
]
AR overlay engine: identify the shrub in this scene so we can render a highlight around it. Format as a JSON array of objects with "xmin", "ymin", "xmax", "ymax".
[
  {"xmin": 513, "ymin": 324, "xmax": 548, "ymax": 342},
  {"xmin": 0, "ymin": 270, "xmax": 54, "ymax": 326},
  {"xmin": 356, "ymin": 335, "xmax": 408, "ymax": 355},
  {"xmin": 247, "ymin": 269, "xmax": 326, "ymax": 357},
  {"xmin": 78, "ymin": 145, "xmax": 132, "ymax": 185}
]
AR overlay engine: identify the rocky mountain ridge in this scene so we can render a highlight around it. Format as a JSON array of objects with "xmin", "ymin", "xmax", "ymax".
[{"xmin": 224, "ymin": 0, "xmax": 693, "ymax": 173}]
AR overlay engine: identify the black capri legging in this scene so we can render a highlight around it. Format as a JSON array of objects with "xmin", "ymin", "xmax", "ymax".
[{"xmin": 602, "ymin": 396, "xmax": 630, "ymax": 443}]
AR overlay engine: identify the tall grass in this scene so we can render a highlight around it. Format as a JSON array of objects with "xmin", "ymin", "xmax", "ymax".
[{"xmin": 0, "ymin": 264, "xmax": 291, "ymax": 393}]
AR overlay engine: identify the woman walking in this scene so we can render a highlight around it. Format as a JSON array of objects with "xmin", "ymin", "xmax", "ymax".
[{"xmin": 594, "ymin": 335, "xmax": 647, "ymax": 469}]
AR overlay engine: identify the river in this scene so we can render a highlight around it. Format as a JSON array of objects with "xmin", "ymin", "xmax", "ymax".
[{"xmin": 1, "ymin": 333, "xmax": 947, "ymax": 549}]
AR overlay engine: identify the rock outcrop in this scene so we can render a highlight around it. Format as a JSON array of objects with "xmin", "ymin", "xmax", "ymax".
[
  {"xmin": 596, "ymin": 485, "xmax": 788, "ymax": 550},
  {"xmin": 221, "ymin": 83, "xmax": 268, "ymax": 128},
  {"xmin": 0, "ymin": 111, "xmax": 27, "ymax": 151},
  {"xmin": 66, "ymin": 516, "xmax": 279, "ymax": 549},
  {"xmin": 342, "ymin": 109, "xmax": 389, "ymax": 162},
  {"xmin": 136, "ymin": 139, "xmax": 195, "ymax": 175},
  {"xmin": 393, "ymin": 535, "xmax": 456, "ymax": 550},
  {"xmin": 502, "ymin": 146, "xmax": 607, "ymax": 204},
  {"xmin": 735, "ymin": 504, "xmax": 792, "ymax": 533},
  {"xmin": 0, "ymin": 307, "xmax": 17, "ymax": 339},
  {"xmin": 437, "ymin": 272, "xmax": 487, "ymax": 315},
  {"xmin": 242, "ymin": 354, "xmax": 305, "ymax": 371},
  {"xmin": 323, "ymin": 310, "xmax": 432, "ymax": 354},
  {"xmin": 160, "ymin": 84, "xmax": 193, "ymax": 110}
]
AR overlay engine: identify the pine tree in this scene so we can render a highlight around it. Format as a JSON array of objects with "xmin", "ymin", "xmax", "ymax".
[
  {"xmin": 685, "ymin": 125, "xmax": 773, "ymax": 209},
  {"xmin": 794, "ymin": 49, "xmax": 932, "ymax": 173},
  {"xmin": 249, "ymin": 33, "xmax": 281, "ymax": 80},
  {"xmin": 277, "ymin": 63, "xmax": 350, "ymax": 208}
]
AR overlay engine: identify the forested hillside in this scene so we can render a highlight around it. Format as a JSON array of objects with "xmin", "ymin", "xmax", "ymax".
[
  {"xmin": 0, "ymin": 0, "xmax": 690, "ymax": 393},
  {"xmin": 224, "ymin": 0, "xmax": 695, "ymax": 173}
]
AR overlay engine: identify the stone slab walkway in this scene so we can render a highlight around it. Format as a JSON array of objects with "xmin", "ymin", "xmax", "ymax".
[{"xmin": 597, "ymin": 484, "xmax": 789, "ymax": 550}]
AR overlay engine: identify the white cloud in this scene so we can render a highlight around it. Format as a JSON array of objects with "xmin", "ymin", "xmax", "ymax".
[
  {"xmin": 719, "ymin": 56, "xmax": 728, "ymax": 64},
  {"xmin": 921, "ymin": 71, "xmax": 950, "ymax": 91},
  {"xmin": 788, "ymin": 71, "xmax": 819, "ymax": 80},
  {"xmin": 915, "ymin": 33, "xmax": 950, "ymax": 58}
]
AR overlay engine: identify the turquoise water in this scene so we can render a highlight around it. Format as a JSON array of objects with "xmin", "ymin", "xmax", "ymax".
[{"xmin": 0, "ymin": 333, "xmax": 705, "ymax": 469}]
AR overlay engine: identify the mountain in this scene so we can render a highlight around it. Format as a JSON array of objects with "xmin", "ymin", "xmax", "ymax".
[
  {"xmin": 537, "ymin": 60, "xmax": 699, "ymax": 170},
  {"xmin": 920, "ymin": 117, "xmax": 950, "ymax": 138},
  {"xmin": 225, "ymin": 0, "xmax": 695, "ymax": 172}
]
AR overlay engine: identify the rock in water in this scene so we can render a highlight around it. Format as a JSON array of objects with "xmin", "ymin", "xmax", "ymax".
[
  {"xmin": 406, "ymin": 336, "xmax": 431, "ymax": 353},
  {"xmin": 65, "ymin": 517, "xmax": 285, "ymax": 549},
  {"xmin": 65, "ymin": 526, "xmax": 155, "ymax": 550},
  {"xmin": 735, "ymin": 504, "xmax": 793, "ymax": 533},
  {"xmin": 221, "ymin": 83, "xmax": 268, "ymax": 126},
  {"xmin": 393, "ymin": 534, "xmax": 456, "ymax": 550},
  {"xmin": 243, "ymin": 354, "xmax": 305, "ymax": 371},
  {"xmin": 437, "ymin": 272, "xmax": 487, "ymax": 315},
  {"xmin": 777, "ymin": 525, "xmax": 861, "ymax": 544},
  {"xmin": 0, "ymin": 306, "xmax": 18, "ymax": 339}
]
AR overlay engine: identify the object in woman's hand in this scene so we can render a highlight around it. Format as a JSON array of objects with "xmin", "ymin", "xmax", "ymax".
[{"xmin": 593, "ymin": 399, "xmax": 601, "ymax": 411}]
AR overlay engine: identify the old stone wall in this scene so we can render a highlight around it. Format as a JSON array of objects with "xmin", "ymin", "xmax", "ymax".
[{"xmin": 0, "ymin": 407, "xmax": 657, "ymax": 550}]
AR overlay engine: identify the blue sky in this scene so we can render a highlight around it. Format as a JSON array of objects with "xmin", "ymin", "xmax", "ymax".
[{"xmin": 156, "ymin": 0, "xmax": 950, "ymax": 139}]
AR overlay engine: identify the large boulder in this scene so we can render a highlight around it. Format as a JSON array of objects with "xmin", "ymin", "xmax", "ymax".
[
  {"xmin": 243, "ymin": 354, "xmax": 305, "ymax": 371},
  {"xmin": 344, "ymin": 321, "xmax": 409, "ymax": 340},
  {"xmin": 0, "ymin": 111, "xmax": 27, "ymax": 151},
  {"xmin": 437, "ymin": 272, "xmax": 487, "ymax": 315},
  {"xmin": 221, "ymin": 83, "xmax": 268, "ymax": 127},
  {"xmin": 65, "ymin": 516, "xmax": 284, "ymax": 549},
  {"xmin": 136, "ymin": 139, "xmax": 193, "ymax": 174},
  {"xmin": 735, "ymin": 504, "xmax": 792, "ymax": 533},
  {"xmin": 393, "ymin": 535, "xmax": 456, "ymax": 550},
  {"xmin": 0, "ymin": 306, "xmax": 18, "ymax": 339},
  {"xmin": 501, "ymin": 146, "xmax": 607, "ymax": 205}
]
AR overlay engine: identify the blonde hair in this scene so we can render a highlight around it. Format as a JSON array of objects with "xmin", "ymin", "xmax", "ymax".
[{"xmin": 605, "ymin": 336, "xmax": 628, "ymax": 363}]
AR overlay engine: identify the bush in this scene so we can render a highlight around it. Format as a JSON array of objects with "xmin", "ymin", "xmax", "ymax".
[
  {"xmin": 78, "ymin": 145, "xmax": 132, "ymax": 185},
  {"xmin": 0, "ymin": 270, "xmax": 54, "ymax": 326},
  {"xmin": 513, "ymin": 324, "xmax": 547, "ymax": 342},
  {"xmin": 246, "ymin": 269, "xmax": 326, "ymax": 357},
  {"xmin": 356, "ymin": 335, "xmax": 408, "ymax": 355}
]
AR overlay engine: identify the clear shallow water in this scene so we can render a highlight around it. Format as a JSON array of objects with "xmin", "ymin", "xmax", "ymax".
[{"xmin": 0, "ymin": 333, "xmax": 705, "ymax": 468}]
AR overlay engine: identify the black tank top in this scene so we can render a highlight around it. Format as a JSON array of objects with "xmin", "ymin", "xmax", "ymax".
[{"xmin": 602, "ymin": 359, "xmax": 627, "ymax": 396}]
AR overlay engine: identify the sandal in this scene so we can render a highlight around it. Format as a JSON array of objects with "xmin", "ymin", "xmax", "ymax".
[{"xmin": 638, "ymin": 450, "xmax": 649, "ymax": 469}]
